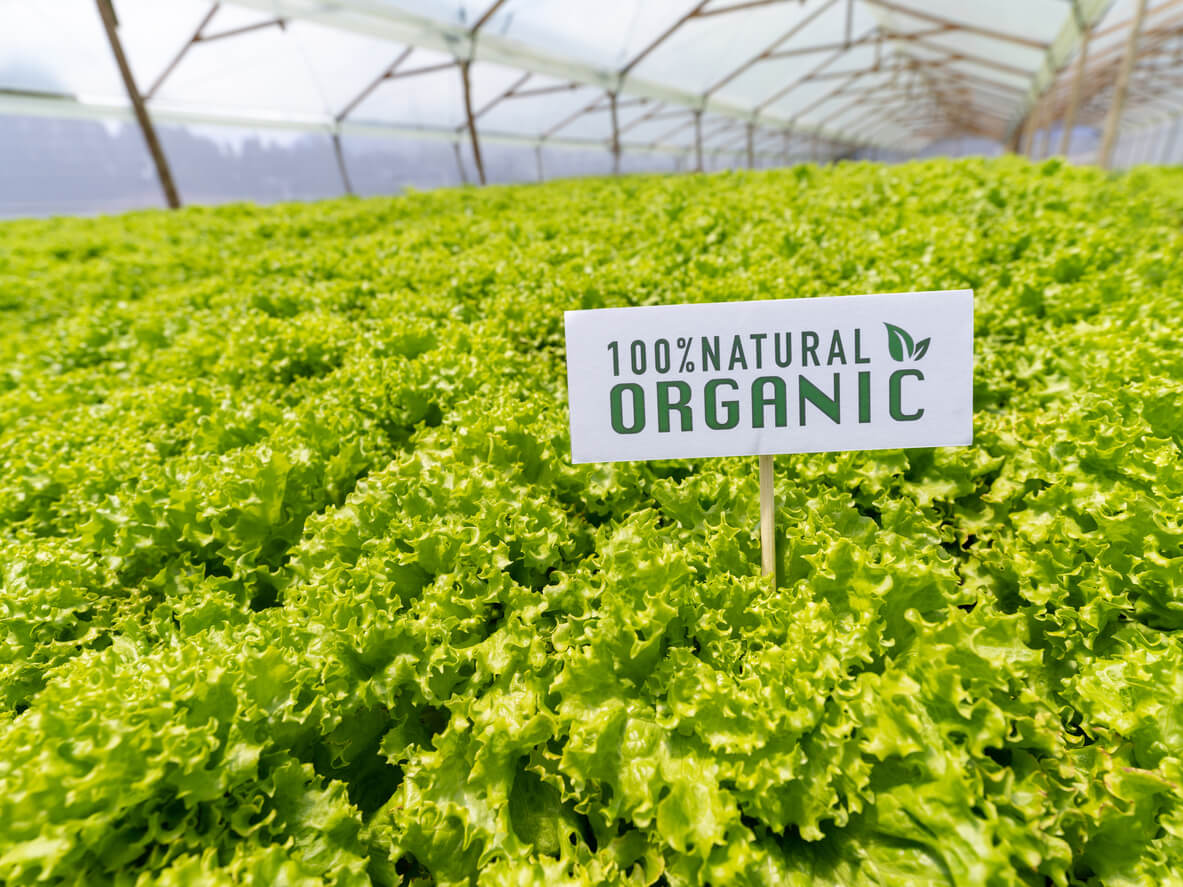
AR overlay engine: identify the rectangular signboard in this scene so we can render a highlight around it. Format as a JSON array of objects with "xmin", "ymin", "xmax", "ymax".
[{"xmin": 565, "ymin": 290, "xmax": 973, "ymax": 463}]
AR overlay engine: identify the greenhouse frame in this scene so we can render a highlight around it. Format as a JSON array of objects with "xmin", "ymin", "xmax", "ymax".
[{"xmin": 2, "ymin": 0, "xmax": 1181, "ymax": 208}]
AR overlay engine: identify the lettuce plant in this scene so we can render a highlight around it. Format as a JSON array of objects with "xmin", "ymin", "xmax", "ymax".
[{"xmin": 0, "ymin": 157, "xmax": 1181, "ymax": 886}]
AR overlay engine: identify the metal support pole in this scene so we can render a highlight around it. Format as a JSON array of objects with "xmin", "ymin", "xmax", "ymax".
[
  {"xmin": 95, "ymin": 0, "xmax": 181, "ymax": 208},
  {"xmin": 610, "ymin": 92, "xmax": 621, "ymax": 175},
  {"xmin": 332, "ymin": 132, "xmax": 353, "ymax": 196},
  {"xmin": 746, "ymin": 121, "xmax": 755, "ymax": 169},
  {"xmin": 694, "ymin": 109, "xmax": 704, "ymax": 172},
  {"xmin": 459, "ymin": 60, "xmax": 486, "ymax": 185},
  {"xmin": 1163, "ymin": 117, "xmax": 1182, "ymax": 165},
  {"xmin": 1099, "ymin": 0, "xmax": 1149, "ymax": 169},
  {"xmin": 1059, "ymin": 25, "xmax": 1091, "ymax": 156},
  {"xmin": 783, "ymin": 130, "xmax": 790, "ymax": 165}
]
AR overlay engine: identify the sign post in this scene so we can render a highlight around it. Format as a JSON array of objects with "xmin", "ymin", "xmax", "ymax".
[
  {"xmin": 758, "ymin": 454, "xmax": 775, "ymax": 577},
  {"xmin": 564, "ymin": 290, "xmax": 974, "ymax": 581}
]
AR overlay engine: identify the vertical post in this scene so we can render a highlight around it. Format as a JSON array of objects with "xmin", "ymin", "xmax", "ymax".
[
  {"xmin": 1019, "ymin": 110, "xmax": 1035, "ymax": 156},
  {"xmin": 694, "ymin": 109, "xmax": 704, "ymax": 172},
  {"xmin": 535, "ymin": 144, "xmax": 544, "ymax": 182},
  {"xmin": 1059, "ymin": 26, "xmax": 1091, "ymax": 156},
  {"xmin": 1026, "ymin": 100, "xmax": 1043, "ymax": 159},
  {"xmin": 1162, "ymin": 117, "xmax": 1181, "ymax": 165},
  {"xmin": 746, "ymin": 122, "xmax": 755, "ymax": 169},
  {"xmin": 610, "ymin": 92, "xmax": 622, "ymax": 175},
  {"xmin": 460, "ymin": 59, "xmax": 486, "ymax": 185},
  {"xmin": 758, "ymin": 454, "xmax": 775, "ymax": 579},
  {"xmin": 1006, "ymin": 114, "xmax": 1025, "ymax": 153},
  {"xmin": 95, "ymin": 0, "xmax": 181, "ymax": 208},
  {"xmin": 452, "ymin": 140, "xmax": 469, "ymax": 185},
  {"xmin": 331, "ymin": 132, "xmax": 353, "ymax": 196},
  {"xmin": 1035, "ymin": 104, "xmax": 1051, "ymax": 160},
  {"xmin": 1099, "ymin": 0, "xmax": 1148, "ymax": 169},
  {"xmin": 783, "ymin": 129, "xmax": 790, "ymax": 166}
]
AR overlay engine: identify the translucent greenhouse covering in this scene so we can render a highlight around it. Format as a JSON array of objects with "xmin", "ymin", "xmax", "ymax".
[{"xmin": 1, "ymin": 0, "xmax": 1181, "ymax": 213}]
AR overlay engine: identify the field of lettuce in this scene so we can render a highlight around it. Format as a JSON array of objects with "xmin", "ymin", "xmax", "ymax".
[{"xmin": 1, "ymin": 157, "xmax": 1182, "ymax": 886}]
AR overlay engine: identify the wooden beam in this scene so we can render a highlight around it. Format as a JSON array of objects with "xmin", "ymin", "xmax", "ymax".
[
  {"xmin": 621, "ymin": 1, "xmax": 712, "ymax": 76},
  {"xmin": 510, "ymin": 82, "xmax": 581, "ymax": 100},
  {"xmin": 785, "ymin": 67, "xmax": 873, "ymax": 121},
  {"xmin": 697, "ymin": 0, "xmax": 796, "ymax": 16},
  {"xmin": 95, "ymin": 0, "xmax": 181, "ymax": 209},
  {"xmin": 1099, "ymin": 0, "xmax": 1150, "ymax": 168},
  {"xmin": 335, "ymin": 46, "xmax": 414, "ymax": 122},
  {"xmin": 468, "ymin": 71, "xmax": 532, "ymax": 125},
  {"xmin": 861, "ymin": 0, "xmax": 1049, "ymax": 51},
  {"xmin": 934, "ymin": 65, "xmax": 1028, "ymax": 98},
  {"xmin": 460, "ymin": 60, "xmax": 486, "ymax": 185},
  {"xmin": 386, "ymin": 62, "xmax": 457, "ymax": 82},
  {"xmin": 471, "ymin": 0, "xmax": 509, "ymax": 34},
  {"xmin": 1045, "ymin": 15, "xmax": 1183, "ymax": 127},
  {"xmin": 1092, "ymin": 0, "xmax": 1183, "ymax": 41},
  {"xmin": 910, "ymin": 40, "xmax": 1033, "ymax": 79},
  {"xmin": 145, "ymin": 4, "xmax": 219, "ymax": 101},
  {"xmin": 542, "ymin": 94, "xmax": 607, "ymax": 140},
  {"xmin": 764, "ymin": 26, "xmax": 947, "ymax": 60},
  {"xmin": 755, "ymin": 26, "xmax": 876, "ymax": 111},
  {"xmin": 704, "ymin": 0, "xmax": 842, "ymax": 97},
  {"xmin": 198, "ymin": 17, "xmax": 285, "ymax": 43},
  {"xmin": 618, "ymin": 103, "xmax": 679, "ymax": 137},
  {"xmin": 648, "ymin": 116, "xmax": 695, "ymax": 148}
]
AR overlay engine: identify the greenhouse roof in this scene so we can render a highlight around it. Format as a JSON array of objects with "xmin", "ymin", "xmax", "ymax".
[{"xmin": 1, "ymin": 0, "xmax": 1178, "ymax": 171}]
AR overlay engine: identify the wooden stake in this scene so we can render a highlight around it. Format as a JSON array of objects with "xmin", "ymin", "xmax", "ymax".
[{"xmin": 758, "ymin": 454, "xmax": 775, "ymax": 579}]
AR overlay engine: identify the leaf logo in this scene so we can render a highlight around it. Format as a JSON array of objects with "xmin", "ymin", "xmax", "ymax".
[{"xmin": 885, "ymin": 323, "xmax": 930, "ymax": 361}]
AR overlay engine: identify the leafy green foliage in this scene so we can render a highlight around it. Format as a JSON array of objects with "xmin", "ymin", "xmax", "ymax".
[{"xmin": 1, "ymin": 157, "xmax": 1183, "ymax": 886}]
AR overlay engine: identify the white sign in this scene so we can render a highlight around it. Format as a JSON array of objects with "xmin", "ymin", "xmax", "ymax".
[{"xmin": 565, "ymin": 290, "xmax": 973, "ymax": 464}]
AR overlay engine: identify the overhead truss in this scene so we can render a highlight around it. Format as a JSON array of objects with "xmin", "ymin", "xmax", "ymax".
[{"xmin": 9, "ymin": 0, "xmax": 1183, "ymax": 206}]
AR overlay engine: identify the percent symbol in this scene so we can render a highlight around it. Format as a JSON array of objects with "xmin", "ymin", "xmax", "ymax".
[{"xmin": 677, "ymin": 337, "xmax": 695, "ymax": 372}]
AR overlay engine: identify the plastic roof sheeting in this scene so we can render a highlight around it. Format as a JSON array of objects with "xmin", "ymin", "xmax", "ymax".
[{"xmin": 5, "ymin": 0, "xmax": 1180, "ymax": 169}]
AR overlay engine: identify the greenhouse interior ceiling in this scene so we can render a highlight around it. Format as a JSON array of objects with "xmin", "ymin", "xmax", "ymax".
[{"xmin": 1, "ymin": 0, "xmax": 1181, "ymax": 211}]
